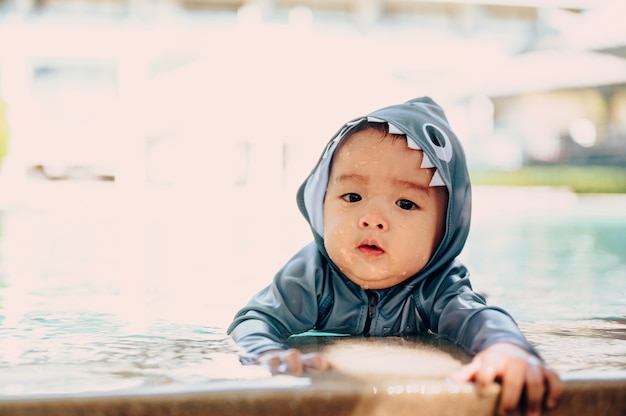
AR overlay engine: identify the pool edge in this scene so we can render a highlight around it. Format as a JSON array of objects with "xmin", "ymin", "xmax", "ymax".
[{"xmin": 0, "ymin": 375, "xmax": 624, "ymax": 416}]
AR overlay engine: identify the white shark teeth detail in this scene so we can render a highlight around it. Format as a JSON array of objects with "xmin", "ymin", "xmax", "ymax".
[
  {"xmin": 420, "ymin": 153, "xmax": 435, "ymax": 169},
  {"xmin": 347, "ymin": 118, "xmax": 365, "ymax": 126},
  {"xmin": 387, "ymin": 123, "xmax": 403, "ymax": 135},
  {"xmin": 406, "ymin": 140, "xmax": 421, "ymax": 150},
  {"xmin": 367, "ymin": 117, "xmax": 404, "ymax": 135},
  {"xmin": 429, "ymin": 170, "xmax": 445, "ymax": 187}
]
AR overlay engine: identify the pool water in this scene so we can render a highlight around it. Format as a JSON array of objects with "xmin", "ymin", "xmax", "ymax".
[{"xmin": 0, "ymin": 184, "xmax": 624, "ymax": 396}]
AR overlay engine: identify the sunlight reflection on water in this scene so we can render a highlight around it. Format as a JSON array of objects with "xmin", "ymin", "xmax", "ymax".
[{"xmin": 0, "ymin": 184, "xmax": 625, "ymax": 395}]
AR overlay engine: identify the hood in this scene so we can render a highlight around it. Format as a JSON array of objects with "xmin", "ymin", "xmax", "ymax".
[{"xmin": 296, "ymin": 97, "xmax": 471, "ymax": 283}]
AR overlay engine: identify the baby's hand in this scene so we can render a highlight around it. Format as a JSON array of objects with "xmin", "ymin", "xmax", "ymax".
[
  {"xmin": 257, "ymin": 348, "xmax": 330, "ymax": 376},
  {"xmin": 451, "ymin": 342, "xmax": 562, "ymax": 416}
]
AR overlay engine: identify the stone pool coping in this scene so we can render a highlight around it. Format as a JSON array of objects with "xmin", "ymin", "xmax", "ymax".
[
  {"xmin": 2, "ymin": 336, "xmax": 624, "ymax": 415},
  {"xmin": 0, "ymin": 373, "xmax": 624, "ymax": 416}
]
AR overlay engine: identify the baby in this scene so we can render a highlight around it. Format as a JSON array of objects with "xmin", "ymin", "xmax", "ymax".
[{"xmin": 228, "ymin": 97, "xmax": 561, "ymax": 416}]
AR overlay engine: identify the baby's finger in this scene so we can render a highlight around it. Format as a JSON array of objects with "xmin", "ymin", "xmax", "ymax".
[
  {"xmin": 281, "ymin": 349, "xmax": 305, "ymax": 375},
  {"xmin": 258, "ymin": 349, "xmax": 304, "ymax": 375},
  {"xmin": 449, "ymin": 360, "xmax": 481, "ymax": 382},
  {"xmin": 259, "ymin": 355, "xmax": 284, "ymax": 374},
  {"xmin": 475, "ymin": 363, "xmax": 498, "ymax": 391},
  {"xmin": 523, "ymin": 365, "xmax": 546, "ymax": 416},
  {"xmin": 301, "ymin": 353, "xmax": 330, "ymax": 371},
  {"xmin": 544, "ymin": 368, "xmax": 562, "ymax": 409},
  {"xmin": 498, "ymin": 361, "xmax": 526, "ymax": 416}
]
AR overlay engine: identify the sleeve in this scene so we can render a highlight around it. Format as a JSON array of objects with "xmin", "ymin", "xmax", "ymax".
[
  {"xmin": 227, "ymin": 243, "xmax": 325, "ymax": 361},
  {"xmin": 421, "ymin": 260, "xmax": 539, "ymax": 357}
]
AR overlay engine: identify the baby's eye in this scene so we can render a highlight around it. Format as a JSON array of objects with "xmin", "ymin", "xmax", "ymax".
[
  {"xmin": 341, "ymin": 193, "xmax": 362, "ymax": 203},
  {"xmin": 396, "ymin": 199, "xmax": 418, "ymax": 210}
]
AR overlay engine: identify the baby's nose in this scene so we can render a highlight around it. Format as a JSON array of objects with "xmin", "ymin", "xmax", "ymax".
[{"xmin": 359, "ymin": 210, "xmax": 388, "ymax": 230}]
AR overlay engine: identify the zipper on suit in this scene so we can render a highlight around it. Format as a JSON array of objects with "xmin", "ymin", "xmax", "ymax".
[{"xmin": 363, "ymin": 290, "xmax": 378, "ymax": 335}]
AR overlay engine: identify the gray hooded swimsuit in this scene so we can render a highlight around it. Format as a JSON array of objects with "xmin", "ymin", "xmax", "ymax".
[{"xmin": 228, "ymin": 97, "xmax": 537, "ymax": 359}]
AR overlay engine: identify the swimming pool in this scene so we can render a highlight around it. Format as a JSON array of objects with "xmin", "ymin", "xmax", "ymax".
[{"xmin": 0, "ymin": 184, "xmax": 624, "ymax": 397}]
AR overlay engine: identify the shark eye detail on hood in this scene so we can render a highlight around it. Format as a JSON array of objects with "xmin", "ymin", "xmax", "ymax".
[
  {"xmin": 423, "ymin": 123, "xmax": 453, "ymax": 163},
  {"xmin": 366, "ymin": 117, "xmax": 449, "ymax": 188},
  {"xmin": 364, "ymin": 116, "xmax": 452, "ymax": 187}
]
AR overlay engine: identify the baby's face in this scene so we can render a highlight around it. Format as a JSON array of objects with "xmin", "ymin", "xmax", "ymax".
[{"xmin": 323, "ymin": 129, "xmax": 447, "ymax": 289}]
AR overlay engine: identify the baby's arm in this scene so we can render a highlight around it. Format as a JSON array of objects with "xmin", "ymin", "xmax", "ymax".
[
  {"xmin": 451, "ymin": 342, "xmax": 561, "ymax": 416},
  {"xmin": 426, "ymin": 266, "xmax": 561, "ymax": 415},
  {"xmin": 228, "ymin": 244, "xmax": 327, "ymax": 367}
]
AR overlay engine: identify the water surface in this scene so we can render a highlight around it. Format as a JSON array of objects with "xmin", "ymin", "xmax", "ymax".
[{"xmin": 0, "ymin": 184, "xmax": 624, "ymax": 396}]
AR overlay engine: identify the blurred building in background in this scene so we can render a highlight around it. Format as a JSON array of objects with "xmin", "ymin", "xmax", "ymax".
[{"xmin": 0, "ymin": 0, "xmax": 624, "ymax": 194}]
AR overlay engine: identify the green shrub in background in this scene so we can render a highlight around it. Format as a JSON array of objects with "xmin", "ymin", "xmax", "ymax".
[
  {"xmin": 0, "ymin": 100, "xmax": 9, "ymax": 168},
  {"xmin": 470, "ymin": 165, "xmax": 626, "ymax": 194}
]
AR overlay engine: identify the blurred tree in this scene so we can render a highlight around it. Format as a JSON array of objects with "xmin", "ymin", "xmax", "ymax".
[{"xmin": 0, "ymin": 99, "xmax": 8, "ymax": 168}]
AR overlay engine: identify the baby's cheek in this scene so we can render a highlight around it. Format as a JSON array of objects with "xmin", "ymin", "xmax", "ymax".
[
  {"xmin": 326, "ymin": 242, "xmax": 349, "ymax": 263},
  {"xmin": 324, "ymin": 221, "xmax": 347, "ymax": 244},
  {"xmin": 326, "ymin": 241, "xmax": 356, "ymax": 275}
]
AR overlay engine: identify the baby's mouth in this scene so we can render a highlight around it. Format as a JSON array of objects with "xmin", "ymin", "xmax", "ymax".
[{"xmin": 358, "ymin": 243, "xmax": 385, "ymax": 255}]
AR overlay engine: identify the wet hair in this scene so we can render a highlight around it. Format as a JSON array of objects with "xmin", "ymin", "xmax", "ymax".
[
  {"xmin": 343, "ymin": 120, "xmax": 401, "ymax": 141},
  {"xmin": 328, "ymin": 119, "xmax": 448, "ymax": 198},
  {"xmin": 333, "ymin": 120, "xmax": 406, "ymax": 159}
]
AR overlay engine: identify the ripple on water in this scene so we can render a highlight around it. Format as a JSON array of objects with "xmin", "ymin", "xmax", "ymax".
[{"xmin": 520, "ymin": 318, "xmax": 626, "ymax": 373}]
